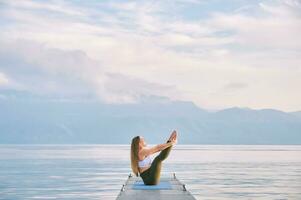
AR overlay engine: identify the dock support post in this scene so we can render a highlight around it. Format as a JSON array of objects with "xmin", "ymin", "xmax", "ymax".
[{"xmin": 121, "ymin": 184, "xmax": 125, "ymax": 192}]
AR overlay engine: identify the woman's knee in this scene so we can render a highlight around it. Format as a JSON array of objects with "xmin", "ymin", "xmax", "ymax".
[
  {"xmin": 158, "ymin": 148, "xmax": 172, "ymax": 160},
  {"xmin": 153, "ymin": 155, "xmax": 164, "ymax": 164}
]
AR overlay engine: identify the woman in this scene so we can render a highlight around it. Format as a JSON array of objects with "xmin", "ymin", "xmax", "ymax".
[{"xmin": 130, "ymin": 130, "xmax": 178, "ymax": 185}]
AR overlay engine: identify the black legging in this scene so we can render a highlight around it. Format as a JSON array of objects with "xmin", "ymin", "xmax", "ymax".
[{"xmin": 140, "ymin": 140, "xmax": 173, "ymax": 185}]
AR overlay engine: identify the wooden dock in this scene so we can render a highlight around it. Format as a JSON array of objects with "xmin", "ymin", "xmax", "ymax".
[{"xmin": 116, "ymin": 173, "xmax": 196, "ymax": 200}]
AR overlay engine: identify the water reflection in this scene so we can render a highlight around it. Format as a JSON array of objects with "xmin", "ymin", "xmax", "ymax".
[{"xmin": 0, "ymin": 145, "xmax": 300, "ymax": 199}]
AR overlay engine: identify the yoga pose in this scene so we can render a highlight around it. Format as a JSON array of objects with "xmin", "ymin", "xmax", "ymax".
[{"xmin": 130, "ymin": 130, "xmax": 178, "ymax": 185}]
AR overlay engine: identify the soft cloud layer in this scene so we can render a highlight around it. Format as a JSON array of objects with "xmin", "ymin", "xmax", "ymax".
[
  {"xmin": 0, "ymin": 39, "xmax": 181, "ymax": 103},
  {"xmin": 0, "ymin": 0, "xmax": 300, "ymax": 111},
  {"xmin": 0, "ymin": 72, "xmax": 9, "ymax": 86}
]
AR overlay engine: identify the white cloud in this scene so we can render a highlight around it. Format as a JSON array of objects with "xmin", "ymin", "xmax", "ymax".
[
  {"xmin": 0, "ymin": 0, "xmax": 300, "ymax": 111},
  {"xmin": 0, "ymin": 72, "xmax": 9, "ymax": 86},
  {"xmin": 3, "ymin": 0, "xmax": 86, "ymax": 16},
  {"xmin": 0, "ymin": 39, "xmax": 182, "ymax": 103},
  {"xmin": 208, "ymin": 1, "xmax": 301, "ymax": 50},
  {"xmin": 224, "ymin": 82, "xmax": 248, "ymax": 90}
]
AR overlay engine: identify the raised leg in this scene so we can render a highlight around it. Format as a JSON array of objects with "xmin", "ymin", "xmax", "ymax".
[
  {"xmin": 143, "ymin": 139, "xmax": 173, "ymax": 185},
  {"xmin": 155, "ymin": 139, "xmax": 173, "ymax": 161}
]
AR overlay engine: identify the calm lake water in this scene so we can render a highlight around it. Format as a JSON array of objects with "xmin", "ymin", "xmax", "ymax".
[{"xmin": 0, "ymin": 145, "xmax": 300, "ymax": 199}]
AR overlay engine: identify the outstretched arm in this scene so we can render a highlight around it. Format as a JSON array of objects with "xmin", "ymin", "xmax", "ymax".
[{"xmin": 140, "ymin": 142, "xmax": 173, "ymax": 158}]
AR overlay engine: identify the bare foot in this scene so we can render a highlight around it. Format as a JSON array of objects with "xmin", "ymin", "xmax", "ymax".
[
  {"xmin": 172, "ymin": 132, "xmax": 178, "ymax": 144},
  {"xmin": 169, "ymin": 130, "xmax": 177, "ymax": 141}
]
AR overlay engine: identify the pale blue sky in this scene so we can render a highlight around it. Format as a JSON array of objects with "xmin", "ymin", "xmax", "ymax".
[{"xmin": 0, "ymin": 0, "xmax": 300, "ymax": 111}]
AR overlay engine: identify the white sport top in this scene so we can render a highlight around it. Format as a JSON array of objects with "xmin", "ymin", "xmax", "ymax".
[{"xmin": 138, "ymin": 155, "xmax": 152, "ymax": 168}]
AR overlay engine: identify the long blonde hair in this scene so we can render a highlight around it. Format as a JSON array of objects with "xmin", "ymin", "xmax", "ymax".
[{"xmin": 131, "ymin": 136, "xmax": 140, "ymax": 177}]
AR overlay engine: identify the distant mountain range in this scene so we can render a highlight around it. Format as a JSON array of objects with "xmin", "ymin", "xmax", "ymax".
[{"xmin": 1, "ymin": 90, "xmax": 300, "ymax": 144}]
